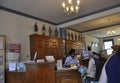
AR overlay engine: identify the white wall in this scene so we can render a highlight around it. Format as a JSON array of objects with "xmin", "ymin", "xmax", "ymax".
[
  {"xmin": 0, "ymin": 10, "xmax": 57, "ymax": 61},
  {"xmin": 85, "ymin": 35, "xmax": 100, "ymax": 53}
]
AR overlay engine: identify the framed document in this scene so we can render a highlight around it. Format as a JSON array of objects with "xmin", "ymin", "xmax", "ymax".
[
  {"xmin": 0, "ymin": 71, "xmax": 4, "ymax": 80},
  {"xmin": 9, "ymin": 62, "xmax": 16, "ymax": 71},
  {"xmin": 0, "ymin": 56, "xmax": 3, "ymax": 65},
  {"xmin": 0, "ymin": 36, "xmax": 5, "ymax": 50}
]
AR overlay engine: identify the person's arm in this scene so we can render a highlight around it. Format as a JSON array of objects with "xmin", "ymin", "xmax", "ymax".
[
  {"xmin": 75, "ymin": 57, "xmax": 80, "ymax": 67},
  {"xmin": 64, "ymin": 57, "xmax": 70, "ymax": 65},
  {"xmin": 64, "ymin": 56, "xmax": 73, "ymax": 66}
]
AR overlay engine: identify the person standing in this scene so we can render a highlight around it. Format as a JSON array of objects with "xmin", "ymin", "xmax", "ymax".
[
  {"xmin": 86, "ymin": 56, "xmax": 96, "ymax": 83},
  {"xmin": 93, "ymin": 52, "xmax": 106, "ymax": 82},
  {"xmin": 99, "ymin": 45, "xmax": 120, "ymax": 83},
  {"xmin": 86, "ymin": 52, "xmax": 106, "ymax": 83}
]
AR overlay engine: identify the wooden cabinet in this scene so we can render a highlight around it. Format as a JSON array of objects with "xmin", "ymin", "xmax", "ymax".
[
  {"xmin": 6, "ymin": 71, "xmax": 25, "ymax": 83},
  {"xmin": 6, "ymin": 64, "xmax": 82, "ymax": 83},
  {"xmin": 56, "ymin": 75, "xmax": 79, "ymax": 83},
  {"xmin": 6, "ymin": 62, "xmax": 55, "ymax": 83},
  {"xmin": 30, "ymin": 34, "xmax": 64, "ymax": 60},
  {"xmin": 65, "ymin": 39, "xmax": 85, "ymax": 55},
  {"xmin": 56, "ymin": 70, "xmax": 82, "ymax": 83},
  {"xmin": 30, "ymin": 34, "xmax": 86, "ymax": 60},
  {"xmin": 25, "ymin": 63, "xmax": 55, "ymax": 83}
]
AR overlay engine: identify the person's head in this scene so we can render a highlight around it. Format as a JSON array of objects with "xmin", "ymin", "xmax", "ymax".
[
  {"xmin": 69, "ymin": 49, "xmax": 75, "ymax": 57},
  {"xmin": 88, "ymin": 46, "xmax": 92, "ymax": 51},
  {"xmin": 111, "ymin": 45, "xmax": 120, "ymax": 53}
]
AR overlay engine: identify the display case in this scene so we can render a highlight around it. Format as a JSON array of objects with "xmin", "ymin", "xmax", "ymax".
[
  {"xmin": 30, "ymin": 34, "xmax": 64, "ymax": 60},
  {"xmin": 65, "ymin": 39, "xmax": 86, "ymax": 56}
]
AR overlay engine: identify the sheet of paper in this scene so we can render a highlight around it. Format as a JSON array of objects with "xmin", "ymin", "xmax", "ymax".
[{"xmin": 9, "ymin": 62, "xmax": 16, "ymax": 71}]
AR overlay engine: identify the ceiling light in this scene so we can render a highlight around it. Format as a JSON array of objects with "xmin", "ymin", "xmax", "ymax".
[
  {"xmin": 62, "ymin": 0, "xmax": 80, "ymax": 15},
  {"xmin": 107, "ymin": 30, "xmax": 115, "ymax": 35},
  {"xmin": 118, "ymin": 37, "xmax": 120, "ymax": 41}
]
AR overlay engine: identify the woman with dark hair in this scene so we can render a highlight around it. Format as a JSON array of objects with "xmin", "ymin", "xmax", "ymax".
[
  {"xmin": 99, "ymin": 45, "xmax": 120, "ymax": 83},
  {"xmin": 64, "ymin": 49, "xmax": 80, "ymax": 67}
]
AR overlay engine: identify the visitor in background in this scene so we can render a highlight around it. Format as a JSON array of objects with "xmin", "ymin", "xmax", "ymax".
[
  {"xmin": 86, "ymin": 55, "xmax": 96, "ymax": 83},
  {"xmin": 88, "ymin": 46, "xmax": 94, "ymax": 58},
  {"xmin": 86, "ymin": 52, "xmax": 106, "ymax": 83},
  {"xmin": 99, "ymin": 45, "xmax": 120, "ymax": 83},
  {"xmin": 93, "ymin": 52, "xmax": 106, "ymax": 82}
]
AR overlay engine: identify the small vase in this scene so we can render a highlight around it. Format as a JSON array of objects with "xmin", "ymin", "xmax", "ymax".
[{"xmin": 34, "ymin": 22, "xmax": 38, "ymax": 34}]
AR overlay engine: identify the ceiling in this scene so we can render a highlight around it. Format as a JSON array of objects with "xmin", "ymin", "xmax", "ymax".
[
  {"xmin": 0, "ymin": 0, "xmax": 120, "ymax": 38},
  {"xmin": 68, "ymin": 13, "xmax": 120, "ymax": 38}
]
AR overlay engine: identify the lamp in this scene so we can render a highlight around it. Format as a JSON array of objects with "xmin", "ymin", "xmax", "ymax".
[
  {"xmin": 107, "ymin": 30, "xmax": 115, "ymax": 35},
  {"xmin": 118, "ymin": 37, "xmax": 120, "ymax": 41},
  {"xmin": 62, "ymin": 0, "xmax": 80, "ymax": 15}
]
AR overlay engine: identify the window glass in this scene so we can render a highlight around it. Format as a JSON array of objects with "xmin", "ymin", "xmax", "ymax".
[
  {"xmin": 103, "ymin": 39, "xmax": 114, "ymax": 55},
  {"xmin": 106, "ymin": 49, "xmax": 113, "ymax": 55},
  {"xmin": 104, "ymin": 41, "xmax": 113, "ymax": 49}
]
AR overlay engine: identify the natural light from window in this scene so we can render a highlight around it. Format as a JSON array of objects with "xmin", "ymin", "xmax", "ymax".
[{"xmin": 104, "ymin": 40, "xmax": 113, "ymax": 55}]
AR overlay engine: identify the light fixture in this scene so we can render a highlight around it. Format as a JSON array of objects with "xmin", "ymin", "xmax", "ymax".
[
  {"xmin": 107, "ymin": 30, "xmax": 115, "ymax": 35},
  {"xmin": 62, "ymin": 0, "xmax": 80, "ymax": 15}
]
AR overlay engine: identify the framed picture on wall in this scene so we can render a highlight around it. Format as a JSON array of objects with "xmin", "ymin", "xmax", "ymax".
[
  {"xmin": 0, "ymin": 36, "xmax": 5, "ymax": 50},
  {"xmin": 0, "ymin": 71, "xmax": 4, "ymax": 80},
  {"xmin": 0, "ymin": 56, "xmax": 3, "ymax": 65}
]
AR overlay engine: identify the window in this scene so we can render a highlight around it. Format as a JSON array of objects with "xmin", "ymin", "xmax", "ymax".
[{"xmin": 103, "ymin": 39, "xmax": 114, "ymax": 55}]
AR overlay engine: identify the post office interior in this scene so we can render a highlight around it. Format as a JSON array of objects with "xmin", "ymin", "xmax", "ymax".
[{"xmin": 0, "ymin": 0, "xmax": 120, "ymax": 83}]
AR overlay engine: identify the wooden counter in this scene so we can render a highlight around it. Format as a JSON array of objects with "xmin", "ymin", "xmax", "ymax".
[
  {"xmin": 6, "ymin": 63, "xmax": 82, "ymax": 83},
  {"xmin": 6, "ymin": 71, "xmax": 25, "ymax": 83},
  {"xmin": 25, "ymin": 62, "xmax": 55, "ymax": 83},
  {"xmin": 56, "ymin": 70, "xmax": 82, "ymax": 83},
  {"xmin": 80, "ymin": 59, "xmax": 89, "ymax": 67}
]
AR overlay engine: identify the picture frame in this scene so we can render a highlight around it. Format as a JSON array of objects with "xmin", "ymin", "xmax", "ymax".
[
  {"xmin": 0, "ymin": 71, "xmax": 4, "ymax": 80},
  {"xmin": 0, "ymin": 35, "xmax": 5, "ymax": 50},
  {"xmin": 0, "ymin": 56, "xmax": 3, "ymax": 65},
  {"xmin": 9, "ymin": 62, "xmax": 16, "ymax": 71}
]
